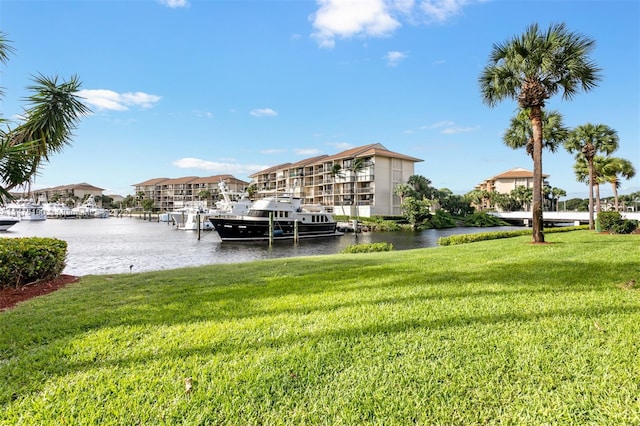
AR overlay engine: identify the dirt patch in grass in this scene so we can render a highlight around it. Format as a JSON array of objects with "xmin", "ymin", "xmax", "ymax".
[{"xmin": 0, "ymin": 275, "xmax": 80, "ymax": 311}]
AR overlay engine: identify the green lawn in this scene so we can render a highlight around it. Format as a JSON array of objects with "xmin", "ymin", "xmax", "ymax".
[{"xmin": 1, "ymin": 230, "xmax": 639, "ymax": 425}]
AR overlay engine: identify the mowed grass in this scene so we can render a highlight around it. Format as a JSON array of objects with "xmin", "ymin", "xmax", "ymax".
[{"xmin": 1, "ymin": 231, "xmax": 639, "ymax": 425}]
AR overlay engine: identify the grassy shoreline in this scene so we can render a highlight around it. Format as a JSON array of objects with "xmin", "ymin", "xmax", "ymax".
[{"xmin": 2, "ymin": 230, "xmax": 639, "ymax": 424}]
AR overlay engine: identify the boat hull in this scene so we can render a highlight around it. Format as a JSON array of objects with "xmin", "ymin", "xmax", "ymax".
[
  {"xmin": 0, "ymin": 217, "xmax": 20, "ymax": 231},
  {"xmin": 209, "ymin": 217, "xmax": 341, "ymax": 241}
]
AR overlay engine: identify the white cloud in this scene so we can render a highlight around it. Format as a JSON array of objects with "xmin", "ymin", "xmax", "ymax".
[
  {"xmin": 385, "ymin": 50, "xmax": 407, "ymax": 66},
  {"xmin": 295, "ymin": 148, "xmax": 323, "ymax": 156},
  {"xmin": 310, "ymin": 0, "xmax": 474, "ymax": 48},
  {"xmin": 261, "ymin": 149, "xmax": 286, "ymax": 154},
  {"xmin": 426, "ymin": 120, "xmax": 455, "ymax": 129},
  {"xmin": 159, "ymin": 0, "xmax": 189, "ymax": 8},
  {"xmin": 77, "ymin": 89, "xmax": 161, "ymax": 111},
  {"xmin": 327, "ymin": 141, "xmax": 354, "ymax": 151},
  {"xmin": 172, "ymin": 157, "xmax": 269, "ymax": 175},
  {"xmin": 441, "ymin": 125, "xmax": 478, "ymax": 134},
  {"xmin": 310, "ymin": 0, "xmax": 400, "ymax": 48},
  {"xmin": 250, "ymin": 108, "xmax": 278, "ymax": 117},
  {"xmin": 419, "ymin": 0, "xmax": 468, "ymax": 24}
]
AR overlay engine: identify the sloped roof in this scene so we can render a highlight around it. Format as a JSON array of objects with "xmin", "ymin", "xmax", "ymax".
[
  {"xmin": 249, "ymin": 163, "xmax": 292, "ymax": 178},
  {"xmin": 190, "ymin": 174, "xmax": 249, "ymax": 185},
  {"xmin": 43, "ymin": 182, "xmax": 106, "ymax": 191},
  {"xmin": 288, "ymin": 155, "xmax": 329, "ymax": 168},
  {"xmin": 133, "ymin": 178, "xmax": 170, "ymax": 186},
  {"xmin": 490, "ymin": 168, "xmax": 549, "ymax": 180},
  {"xmin": 324, "ymin": 143, "xmax": 423, "ymax": 163}
]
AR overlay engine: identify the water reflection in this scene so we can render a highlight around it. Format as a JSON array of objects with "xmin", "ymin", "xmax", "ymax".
[{"xmin": 0, "ymin": 217, "xmax": 525, "ymax": 276}]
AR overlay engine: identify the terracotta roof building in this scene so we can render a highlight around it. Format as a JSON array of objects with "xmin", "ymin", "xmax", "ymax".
[
  {"xmin": 133, "ymin": 174, "xmax": 249, "ymax": 211},
  {"xmin": 250, "ymin": 143, "xmax": 423, "ymax": 217}
]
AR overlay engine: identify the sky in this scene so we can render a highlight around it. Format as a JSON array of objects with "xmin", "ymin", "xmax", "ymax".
[{"xmin": 1, "ymin": 0, "xmax": 638, "ymax": 200}]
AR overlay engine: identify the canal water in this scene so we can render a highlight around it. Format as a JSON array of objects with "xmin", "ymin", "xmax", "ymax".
[{"xmin": 0, "ymin": 217, "xmax": 524, "ymax": 276}]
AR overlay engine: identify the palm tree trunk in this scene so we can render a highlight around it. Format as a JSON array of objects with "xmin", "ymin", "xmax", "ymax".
[
  {"xmin": 595, "ymin": 183, "xmax": 602, "ymax": 213},
  {"xmin": 587, "ymin": 158, "xmax": 595, "ymax": 230},
  {"xmin": 611, "ymin": 182, "xmax": 619, "ymax": 211},
  {"xmin": 530, "ymin": 106, "xmax": 545, "ymax": 243}
]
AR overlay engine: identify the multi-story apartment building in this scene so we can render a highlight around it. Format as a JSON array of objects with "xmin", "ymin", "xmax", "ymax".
[
  {"xmin": 29, "ymin": 183, "xmax": 106, "ymax": 206},
  {"xmin": 249, "ymin": 143, "xmax": 423, "ymax": 217},
  {"xmin": 133, "ymin": 174, "xmax": 249, "ymax": 211}
]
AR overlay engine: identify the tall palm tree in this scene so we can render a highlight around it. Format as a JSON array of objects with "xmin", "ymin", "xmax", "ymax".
[
  {"xmin": 565, "ymin": 123, "xmax": 619, "ymax": 228},
  {"xmin": 0, "ymin": 33, "xmax": 89, "ymax": 202},
  {"xmin": 479, "ymin": 23, "xmax": 601, "ymax": 243},
  {"xmin": 550, "ymin": 187, "xmax": 567, "ymax": 211},
  {"xmin": 601, "ymin": 157, "xmax": 636, "ymax": 211}
]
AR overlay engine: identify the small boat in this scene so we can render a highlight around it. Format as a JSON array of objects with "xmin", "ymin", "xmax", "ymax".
[
  {"xmin": 209, "ymin": 194, "xmax": 342, "ymax": 241},
  {"xmin": 169, "ymin": 207, "xmax": 214, "ymax": 231},
  {"xmin": 0, "ymin": 215, "xmax": 20, "ymax": 231},
  {"xmin": 1, "ymin": 199, "xmax": 47, "ymax": 221}
]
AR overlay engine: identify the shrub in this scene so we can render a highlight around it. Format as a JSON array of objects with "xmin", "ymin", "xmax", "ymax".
[
  {"xmin": 341, "ymin": 242, "xmax": 394, "ymax": 253},
  {"xmin": 597, "ymin": 211, "xmax": 622, "ymax": 231},
  {"xmin": 425, "ymin": 210, "xmax": 457, "ymax": 229},
  {"xmin": 598, "ymin": 211, "xmax": 638, "ymax": 234},
  {"xmin": 0, "ymin": 237, "xmax": 67, "ymax": 289},
  {"xmin": 463, "ymin": 212, "xmax": 510, "ymax": 227},
  {"xmin": 611, "ymin": 219, "xmax": 638, "ymax": 235}
]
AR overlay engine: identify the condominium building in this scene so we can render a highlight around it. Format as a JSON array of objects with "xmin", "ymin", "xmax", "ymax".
[
  {"xmin": 133, "ymin": 174, "xmax": 249, "ymax": 211},
  {"xmin": 249, "ymin": 143, "xmax": 423, "ymax": 217},
  {"xmin": 29, "ymin": 183, "xmax": 106, "ymax": 206}
]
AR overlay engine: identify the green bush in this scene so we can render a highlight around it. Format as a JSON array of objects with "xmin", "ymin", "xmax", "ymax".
[
  {"xmin": 597, "ymin": 211, "xmax": 622, "ymax": 231},
  {"xmin": 463, "ymin": 212, "xmax": 510, "ymax": 227},
  {"xmin": 611, "ymin": 219, "xmax": 638, "ymax": 234},
  {"xmin": 341, "ymin": 242, "xmax": 394, "ymax": 253},
  {"xmin": 598, "ymin": 211, "xmax": 638, "ymax": 234},
  {"xmin": 0, "ymin": 237, "xmax": 67, "ymax": 289}
]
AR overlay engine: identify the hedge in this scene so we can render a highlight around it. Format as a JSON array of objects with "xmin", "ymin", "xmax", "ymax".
[
  {"xmin": 437, "ymin": 225, "xmax": 589, "ymax": 246},
  {"xmin": 0, "ymin": 237, "xmax": 67, "ymax": 289}
]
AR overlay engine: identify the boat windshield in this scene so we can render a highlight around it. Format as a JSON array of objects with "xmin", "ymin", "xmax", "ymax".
[{"xmin": 248, "ymin": 210, "xmax": 271, "ymax": 218}]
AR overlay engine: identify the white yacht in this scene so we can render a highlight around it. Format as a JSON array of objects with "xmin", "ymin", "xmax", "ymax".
[{"xmin": 1, "ymin": 199, "xmax": 47, "ymax": 221}]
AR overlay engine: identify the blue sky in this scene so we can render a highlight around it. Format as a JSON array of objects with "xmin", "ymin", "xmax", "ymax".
[{"xmin": 1, "ymin": 0, "xmax": 638, "ymax": 199}]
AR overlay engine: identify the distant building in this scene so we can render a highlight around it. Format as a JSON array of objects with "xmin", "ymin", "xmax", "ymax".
[
  {"xmin": 132, "ymin": 174, "xmax": 249, "ymax": 211},
  {"xmin": 249, "ymin": 143, "xmax": 423, "ymax": 217},
  {"xmin": 29, "ymin": 183, "xmax": 106, "ymax": 207},
  {"xmin": 474, "ymin": 168, "xmax": 550, "ymax": 211}
]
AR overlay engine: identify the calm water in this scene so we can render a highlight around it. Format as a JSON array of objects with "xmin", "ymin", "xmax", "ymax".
[{"xmin": 0, "ymin": 217, "xmax": 524, "ymax": 276}]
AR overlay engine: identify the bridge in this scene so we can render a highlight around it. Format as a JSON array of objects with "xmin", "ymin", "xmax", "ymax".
[{"xmin": 490, "ymin": 211, "xmax": 640, "ymax": 226}]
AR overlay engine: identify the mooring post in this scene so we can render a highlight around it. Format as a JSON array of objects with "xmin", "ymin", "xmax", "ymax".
[
  {"xmin": 269, "ymin": 212, "xmax": 274, "ymax": 247},
  {"xmin": 197, "ymin": 213, "xmax": 201, "ymax": 240}
]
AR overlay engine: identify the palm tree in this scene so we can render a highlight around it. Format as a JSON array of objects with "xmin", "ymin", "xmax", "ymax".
[
  {"xmin": 479, "ymin": 23, "xmax": 601, "ymax": 243},
  {"xmin": 550, "ymin": 187, "xmax": 567, "ymax": 211},
  {"xmin": 0, "ymin": 32, "xmax": 89, "ymax": 202},
  {"xmin": 328, "ymin": 163, "xmax": 343, "ymax": 209},
  {"xmin": 565, "ymin": 123, "xmax": 619, "ymax": 228},
  {"xmin": 347, "ymin": 158, "xmax": 364, "ymax": 218},
  {"xmin": 601, "ymin": 157, "xmax": 635, "ymax": 211},
  {"xmin": 394, "ymin": 183, "xmax": 414, "ymax": 204},
  {"xmin": 503, "ymin": 109, "xmax": 569, "ymax": 158},
  {"xmin": 407, "ymin": 175, "xmax": 433, "ymax": 199}
]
